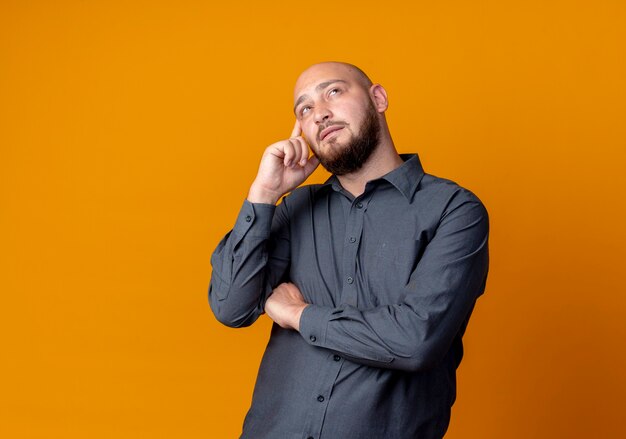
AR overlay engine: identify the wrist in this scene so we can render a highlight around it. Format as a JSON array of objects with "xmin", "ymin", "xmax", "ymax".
[
  {"xmin": 292, "ymin": 304, "xmax": 308, "ymax": 332},
  {"xmin": 247, "ymin": 184, "xmax": 280, "ymax": 205}
]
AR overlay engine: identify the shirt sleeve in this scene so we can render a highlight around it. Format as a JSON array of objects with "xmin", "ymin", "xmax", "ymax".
[
  {"xmin": 209, "ymin": 199, "xmax": 290, "ymax": 328},
  {"xmin": 298, "ymin": 191, "xmax": 489, "ymax": 372}
]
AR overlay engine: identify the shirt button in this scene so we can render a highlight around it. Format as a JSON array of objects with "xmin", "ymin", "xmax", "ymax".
[
  {"xmin": 347, "ymin": 276, "xmax": 354, "ymax": 284},
  {"xmin": 310, "ymin": 335, "xmax": 316, "ymax": 342},
  {"xmin": 317, "ymin": 395, "xmax": 325, "ymax": 402},
  {"xmin": 349, "ymin": 236, "xmax": 356, "ymax": 243},
  {"xmin": 245, "ymin": 215, "xmax": 252, "ymax": 222},
  {"xmin": 333, "ymin": 355, "xmax": 341, "ymax": 361},
  {"xmin": 356, "ymin": 202, "xmax": 363, "ymax": 209}
]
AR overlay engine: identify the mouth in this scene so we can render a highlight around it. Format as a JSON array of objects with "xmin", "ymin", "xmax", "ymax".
[{"xmin": 320, "ymin": 125, "xmax": 345, "ymax": 141}]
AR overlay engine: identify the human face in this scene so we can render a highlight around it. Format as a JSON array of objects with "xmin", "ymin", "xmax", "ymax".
[
  {"xmin": 310, "ymin": 100, "xmax": 380, "ymax": 175},
  {"xmin": 293, "ymin": 64, "xmax": 381, "ymax": 174}
]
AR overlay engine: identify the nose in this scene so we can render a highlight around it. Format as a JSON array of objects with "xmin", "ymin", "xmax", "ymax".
[{"xmin": 314, "ymin": 104, "xmax": 332, "ymax": 125}]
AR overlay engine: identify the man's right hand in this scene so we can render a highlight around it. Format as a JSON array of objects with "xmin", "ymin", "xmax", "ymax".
[{"xmin": 247, "ymin": 120, "xmax": 320, "ymax": 205}]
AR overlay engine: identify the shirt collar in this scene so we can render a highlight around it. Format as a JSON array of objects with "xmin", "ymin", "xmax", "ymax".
[
  {"xmin": 320, "ymin": 153, "xmax": 425, "ymax": 201},
  {"xmin": 381, "ymin": 154, "xmax": 425, "ymax": 200}
]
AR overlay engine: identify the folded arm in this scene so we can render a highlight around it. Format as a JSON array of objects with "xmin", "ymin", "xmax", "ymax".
[{"xmin": 267, "ymin": 192, "xmax": 489, "ymax": 372}]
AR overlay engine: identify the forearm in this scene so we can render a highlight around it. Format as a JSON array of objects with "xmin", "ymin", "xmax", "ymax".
[
  {"xmin": 209, "ymin": 200, "xmax": 284, "ymax": 328},
  {"xmin": 298, "ymin": 262, "xmax": 487, "ymax": 372},
  {"xmin": 297, "ymin": 198, "xmax": 489, "ymax": 372}
]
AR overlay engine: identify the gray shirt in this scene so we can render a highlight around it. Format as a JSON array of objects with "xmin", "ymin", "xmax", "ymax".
[{"xmin": 209, "ymin": 154, "xmax": 489, "ymax": 439}]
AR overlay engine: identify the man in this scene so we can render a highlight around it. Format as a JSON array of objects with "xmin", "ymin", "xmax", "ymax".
[{"xmin": 209, "ymin": 62, "xmax": 489, "ymax": 439}]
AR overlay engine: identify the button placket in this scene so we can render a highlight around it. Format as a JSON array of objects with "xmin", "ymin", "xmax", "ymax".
[
  {"xmin": 338, "ymin": 196, "xmax": 369, "ymax": 306},
  {"xmin": 302, "ymin": 352, "xmax": 343, "ymax": 439}
]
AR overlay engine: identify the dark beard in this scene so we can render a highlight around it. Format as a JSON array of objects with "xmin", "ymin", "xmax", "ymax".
[{"xmin": 316, "ymin": 106, "xmax": 380, "ymax": 176}]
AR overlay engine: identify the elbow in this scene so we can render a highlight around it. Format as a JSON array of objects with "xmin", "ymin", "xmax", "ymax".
[
  {"xmin": 214, "ymin": 313, "xmax": 253, "ymax": 329},
  {"xmin": 209, "ymin": 303, "xmax": 240, "ymax": 328},
  {"xmin": 402, "ymin": 356, "xmax": 438, "ymax": 373},
  {"xmin": 208, "ymin": 284, "xmax": 258, "ymax": 328},
  {"xmin": 398, "ymin": 343, "xmax": 445, "ymax": 373},
  {"xmin": 209, "ymin": 300, "xmax": 256, "ymax": 328}
]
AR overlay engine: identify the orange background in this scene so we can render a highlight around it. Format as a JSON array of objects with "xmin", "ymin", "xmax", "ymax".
[{"xmin": 1, "ymin": 1, "xmax": 625, "ymax": 437}]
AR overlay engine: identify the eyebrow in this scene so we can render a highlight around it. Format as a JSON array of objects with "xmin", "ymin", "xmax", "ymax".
[{"xmin": 293, "ymin": 79, "xmax": 348, "ymax": 114}]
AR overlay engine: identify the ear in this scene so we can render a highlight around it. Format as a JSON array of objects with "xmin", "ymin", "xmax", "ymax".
[{"xmin": 369, "ymin": 84, "xmax": 388, "ymax": 113}]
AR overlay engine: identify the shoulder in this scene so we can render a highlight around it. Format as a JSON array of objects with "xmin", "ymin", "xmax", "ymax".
[
  {"xmin": 417, "ymin": 173, "xmax": 488, "ymax": 220},
  {"xmin": 419, "ymin": 173, "xmax": 485, "ymax": 204}
]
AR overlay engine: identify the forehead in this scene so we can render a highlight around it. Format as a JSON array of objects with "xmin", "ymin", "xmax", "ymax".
[{"xmin": 293, "ymin": 63, "xmax": 360, "ymax": 101}]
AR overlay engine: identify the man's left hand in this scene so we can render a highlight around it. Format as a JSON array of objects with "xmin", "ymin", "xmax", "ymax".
[{"xmin": 265, "ymin": 283, "xmax": 309, "ymax": 331}]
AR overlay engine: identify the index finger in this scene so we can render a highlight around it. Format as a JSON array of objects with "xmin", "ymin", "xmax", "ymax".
[{"xmin": 290, "ymin": 119, "xmax": 301, "ymax": 138}]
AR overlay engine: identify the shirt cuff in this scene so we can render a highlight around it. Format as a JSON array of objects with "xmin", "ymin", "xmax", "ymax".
[
  {"xmin": 299, "ymin": 304, "xmax": 333, "ymax": 347},
  {"xmin": 232, "ymin": 200, "xmax": 276, "ymax": 242}
]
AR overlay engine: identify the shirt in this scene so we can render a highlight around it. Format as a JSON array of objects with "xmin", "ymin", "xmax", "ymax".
[{"xmin": 209, "ymin": 154, "xmax": 489, "ymax": 439}]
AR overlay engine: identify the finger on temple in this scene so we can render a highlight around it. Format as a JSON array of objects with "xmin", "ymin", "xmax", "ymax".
[
  {"xmin": 298, "ymin": 138, "xmax": 309, "ymax": 165},
  {"xmin": 291, "ymin": 119, "xmax": 301, "ymax": 138},
  {"xmin": 283, "ymin": 140, "xmax": 295, "ymax": 166}
]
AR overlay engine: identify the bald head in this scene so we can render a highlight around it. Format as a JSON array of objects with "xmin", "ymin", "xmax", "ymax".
[{"xmin": 294, "ymin": 62, "xmax": 373, "ymax": 100}]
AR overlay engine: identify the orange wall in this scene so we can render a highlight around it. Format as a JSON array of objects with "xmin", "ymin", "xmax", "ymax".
[{"xmin": 1, "ymin": 1, "xmax": 625, "ymax": 437}]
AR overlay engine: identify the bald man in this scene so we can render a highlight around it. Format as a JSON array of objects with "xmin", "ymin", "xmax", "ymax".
[{"xmin": 209, "ymin": 62, "xmax": 489, "ymax": 439}]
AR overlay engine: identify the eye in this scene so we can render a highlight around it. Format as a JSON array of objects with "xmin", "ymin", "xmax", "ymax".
[
  {"xmin": 328, "ymin": 88, "xmax": 340, "ymax": 96},
  {"xmin": 300, "ymin": 106, "xmax": 311, "ymax": 117}
]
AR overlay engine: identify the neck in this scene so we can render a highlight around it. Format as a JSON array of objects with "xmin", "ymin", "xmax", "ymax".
[{"xmin": 337, "ymin": 136, "xmax": 403, "ymax": 197}]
